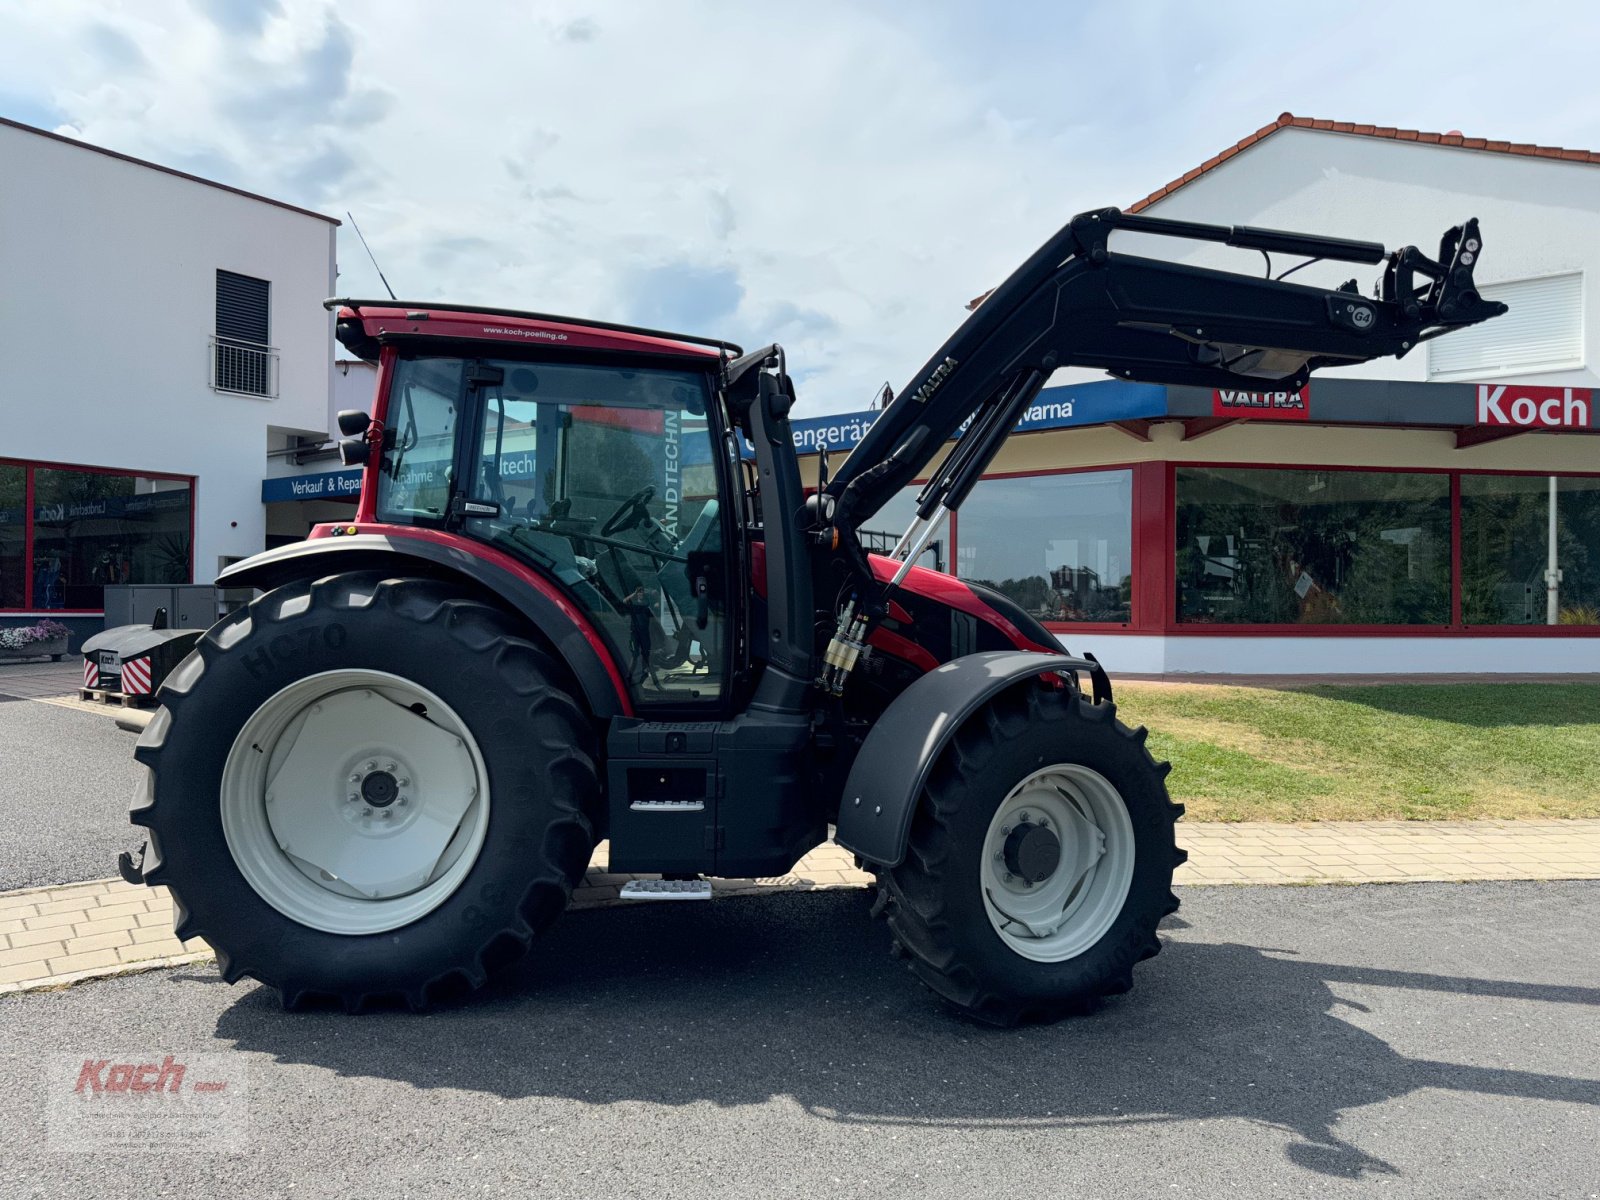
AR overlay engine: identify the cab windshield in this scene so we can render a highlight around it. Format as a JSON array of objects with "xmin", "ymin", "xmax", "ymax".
[{"xmin": 376, "ymin": 355, "xmax": 730, "ymax": 705}]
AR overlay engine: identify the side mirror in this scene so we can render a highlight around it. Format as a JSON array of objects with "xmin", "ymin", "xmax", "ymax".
[
  {"xmin": 337, "ymin": 409, "xmax": 371, "ymax": 437},
  {"xmin": 338, "ymin": 438, "xmax": 369, "ymax": 466}
]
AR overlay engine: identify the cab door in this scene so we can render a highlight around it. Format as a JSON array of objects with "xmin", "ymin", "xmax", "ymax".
[{"xmin": 456, "ymin": 355, "xmax": 737, "ymax": 712}]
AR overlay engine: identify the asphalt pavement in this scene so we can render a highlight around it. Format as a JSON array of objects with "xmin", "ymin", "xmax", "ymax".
[
  {"xmin": 0, "ymin": 697, "xmax": 142, "ymax": 891},
  {"xmin": 2, "ymin": 882, "xmax": 1597, "ymax": 1198}
]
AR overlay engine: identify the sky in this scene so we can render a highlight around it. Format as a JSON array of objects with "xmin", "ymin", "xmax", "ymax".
[{"xmin": 4, "ymin": 0, "xmax": 1599, "ymax": 415}]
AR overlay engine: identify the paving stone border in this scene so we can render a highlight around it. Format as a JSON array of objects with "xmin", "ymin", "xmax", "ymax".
[{"xmin": 5, "ymin": 823, "xmax": 1598, "ymax": 996}]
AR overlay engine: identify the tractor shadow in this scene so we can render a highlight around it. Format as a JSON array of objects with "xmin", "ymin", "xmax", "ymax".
[{"xmin": 214, "ymin": 888, "xmax": 1600, "ymax": 1181}]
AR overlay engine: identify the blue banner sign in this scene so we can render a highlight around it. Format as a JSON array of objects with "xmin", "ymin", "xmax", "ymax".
[
  {"xmin": 261, "ymin": 469, "xmax": 363, "ymax": 504},
  {"xmin": 787, "ymin": 380, "xmax": 1166, "ymax": 455}
]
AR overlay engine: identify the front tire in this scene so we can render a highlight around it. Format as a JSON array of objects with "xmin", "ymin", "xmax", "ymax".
[
  {"xmin": 876, "ymin": 681, "xmax": 1185, "ymax": 1025},
  {"xmin": 131, "ymin": 573, "xmax": 600, "ymax": 1011}
]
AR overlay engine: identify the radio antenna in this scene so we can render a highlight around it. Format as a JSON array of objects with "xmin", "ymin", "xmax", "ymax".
[{"xmin": 346, "ymin": 211, "xmax": 397, "ymax": 300}]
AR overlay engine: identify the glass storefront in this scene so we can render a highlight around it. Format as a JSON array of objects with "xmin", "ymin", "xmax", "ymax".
[
  {"xmin": 1, "ymin": 461, "xmax": 193, "ymax": 611},
  {"xmin": 1176, "ymin": 467, "xmax": 1451, "ymax": 625},
  {"xmin": 956, "ymin": 470, "xmax": 1134, "ymax": 623},
  {"xmin": 831, "ymin": 462, "xmax": 1600, "ymax": 633},
  {"xmin": 1462, "ymin": 474, "xmax": 1600, "ymax": 626}
]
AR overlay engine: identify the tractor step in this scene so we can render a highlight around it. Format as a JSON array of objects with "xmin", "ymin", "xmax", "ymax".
[{"xmin": 619, "ymin": 878, "xmax": 713, "ymax": 901}]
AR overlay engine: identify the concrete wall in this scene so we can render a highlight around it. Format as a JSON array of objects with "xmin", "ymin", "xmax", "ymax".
[
  {"xmin": 1058, "ymin": 632, "xmax": 1599, "ymax": 677},
  {"xmin": 1055, "ymin": 128, "xmax": 1599, "ymax": 390},
  {"xmin": 981, "ymin": 418, "xmax": 1600, "ymax": 476},
  {"xmin": 260, "ymin": 359, "xmax": 377, "ymax": 502},
  {"xmin": 0, "ymin": 122, "xmax": 337, "ymax": 591}
]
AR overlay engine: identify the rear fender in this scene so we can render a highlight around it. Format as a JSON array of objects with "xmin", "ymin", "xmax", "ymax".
[
  {"xmin": 216, "ymin": 533, "xmax": 632, "ymax": 717},
  {"xmin": 834, "ymin": 650, "xmax": 1101, "ymax": 867}
]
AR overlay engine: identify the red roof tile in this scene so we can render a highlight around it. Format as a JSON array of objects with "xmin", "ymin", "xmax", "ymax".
[{"xmin": 1126, "ymin": 112, "xmax": 1600, "ymax": 214}]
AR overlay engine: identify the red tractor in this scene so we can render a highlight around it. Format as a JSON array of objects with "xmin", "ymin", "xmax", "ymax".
[{"xmin": 126, "ymin": 209, "xmax": 1502, "ymax": 1021}]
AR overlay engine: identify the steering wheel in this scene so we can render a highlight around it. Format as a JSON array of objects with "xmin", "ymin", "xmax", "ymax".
[{"xmin": 601, "ymin": 486, "xmax": 656, "ymax": 537}]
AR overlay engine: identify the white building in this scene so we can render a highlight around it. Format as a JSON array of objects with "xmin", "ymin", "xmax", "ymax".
[
  {"xmin": 1095, "ymin": 112, "xmax": 1600, "ymax": 392},
  {"xmin": 262, "ymin": 357, "xmax": 377, "ymax": 548},
  {"xmin": 0, "ymin": 117, "xmax": 337, "ymax": 642}
]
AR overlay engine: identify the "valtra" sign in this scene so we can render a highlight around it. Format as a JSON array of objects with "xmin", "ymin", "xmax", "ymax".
[
  {"xmin": 1212, "ymin": 387, "xmax": 1310, "ymax": 421},
  {"xmin": 1477, "ymin": 384, "xmax": 1593, "ymax": 429}
]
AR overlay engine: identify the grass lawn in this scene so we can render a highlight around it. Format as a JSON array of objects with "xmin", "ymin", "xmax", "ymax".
[{"xmin": 1115, "ymin": 682, "xmax": 1600, "ymax": 822}]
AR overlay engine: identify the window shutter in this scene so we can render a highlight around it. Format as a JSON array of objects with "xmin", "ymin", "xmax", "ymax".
[
  {"xmin": 216, "ymin": 270, "xmax": 270, "ymax": 345},
  {"xmin": 1428, "ymin": 272, "xmax": 1583, "ymax": 378}
]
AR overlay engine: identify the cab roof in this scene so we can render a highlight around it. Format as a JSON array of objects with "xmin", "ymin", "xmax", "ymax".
[{"xmin": 328, "ymin": 299, "xmax": 738, "ymax": 363}]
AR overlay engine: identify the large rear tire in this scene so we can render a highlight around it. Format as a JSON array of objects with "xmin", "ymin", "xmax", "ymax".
[
  {"xmin": 131, "ymin": 573, "xmax": 600, "ymax": 1011},
  {"xmin": 875, "ymin": 681, "xmax": 1184, "ymax": 1025}
]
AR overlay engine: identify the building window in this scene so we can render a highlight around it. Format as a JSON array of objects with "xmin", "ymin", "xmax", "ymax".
[
  {"xmin": 212, "ymin": 269, "xmax": 278, "ymax": 397},
  {"xmin": 1462, "ymin": 474, "xmax": 1600, "ymax": 626},
  {"xmin": 1427, "ymin": 273, "xmax": 1584, "ymax": 380},
  {"xmin": 957, "ymin": 470, "xmax": 1133, "ymax": 623},
  {"xmin": 4, "ymin": 463, "xmax": 193, "ymax": 612},
  {"xmin": 1176, "ymin": 467, "xmax": 1450, "ymax": 625},
  {"xmin": 0, "ymin": 464, "xmax": 24, "ymax": 609}
]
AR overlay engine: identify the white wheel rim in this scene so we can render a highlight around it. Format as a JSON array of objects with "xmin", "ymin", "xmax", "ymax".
[
  {"xmin": 220, "ymin": 669, "xmax": 492, "ymax": 936},
  {"xmin": 979, "ymin": 763, "xmax": 1136, "ymax": 963}
]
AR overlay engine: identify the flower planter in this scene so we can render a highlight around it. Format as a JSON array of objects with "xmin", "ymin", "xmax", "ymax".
[{"xmin": 0, "ymin": 634, "xmax": 70, "ymax": 663}]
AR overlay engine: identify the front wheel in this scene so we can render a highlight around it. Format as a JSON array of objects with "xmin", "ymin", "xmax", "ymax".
[
  {"xmin": 131, "ymin": 573, "xmax": 600, "ymax": 1011},
  {"xmin": 876, "ymin": 682, "xmax": 1185, "ymax": 1025}
]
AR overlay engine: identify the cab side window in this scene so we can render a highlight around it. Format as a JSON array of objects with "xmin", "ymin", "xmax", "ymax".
[{"xmin": 376, "ymin": 359, "xmax": 464, "ymax": 523}]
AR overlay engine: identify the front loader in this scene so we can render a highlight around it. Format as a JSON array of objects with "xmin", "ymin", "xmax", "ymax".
[{"xmin": 128, "ymin": 208, "xmax": 1504, "ymax": 1022}]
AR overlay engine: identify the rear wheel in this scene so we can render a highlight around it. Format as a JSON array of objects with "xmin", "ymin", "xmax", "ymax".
[
  {"xmin": 131, "ymin": 573, "xmax": 600, "ymax": 1011},
  {"xmin": 876, "ymin": 681, "xmax": 1184, "ymax": 1025}
]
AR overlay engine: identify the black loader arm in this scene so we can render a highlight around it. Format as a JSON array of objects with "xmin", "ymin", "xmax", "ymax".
[
  {"xmin": 826, "ymin": 211, "xmax": 1506, "ymax": 866},
  {"xmin": 826, "ymin": 208, "xmax": 1507, "ymax": 526}
]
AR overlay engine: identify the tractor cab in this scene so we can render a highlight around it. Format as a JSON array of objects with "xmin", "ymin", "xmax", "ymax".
[{"xmin": 329, "ymin": 305, "xmax": 745, "ymax": 709}]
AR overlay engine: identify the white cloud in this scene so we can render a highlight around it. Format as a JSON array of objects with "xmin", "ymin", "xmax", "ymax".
[{"xmin": 4, "ymin": 0, "xmax": 1600, "ymax": 413}]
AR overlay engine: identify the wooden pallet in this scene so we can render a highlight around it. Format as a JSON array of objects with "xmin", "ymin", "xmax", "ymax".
[{"xmin": 79, "ymin": 687, "xmax": 155, "ymax": 708}]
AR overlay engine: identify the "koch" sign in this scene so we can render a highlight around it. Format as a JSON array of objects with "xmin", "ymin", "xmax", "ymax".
[
  {"xmin": 1477, "ymin": 384, "xmax": 1593, "ymax": 429},
  {"xmin": 1212, "ymin": 387, "xmax": 1310, "ymax": 421}
]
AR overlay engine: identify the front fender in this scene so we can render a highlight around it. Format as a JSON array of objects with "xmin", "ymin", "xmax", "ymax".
[
  {"xmin": 834, "ymin": 650, "xmax": 1101, "ymax": 867},
  {"xmin": 216, "ymin": 532, "xmax": 632, "ymax": 717}
]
